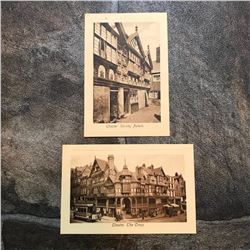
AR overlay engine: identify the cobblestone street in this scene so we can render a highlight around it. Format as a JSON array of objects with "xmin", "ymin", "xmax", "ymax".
[{"xmin": 118, "ymin": 102, "xmax": 160, "ymax": 123}]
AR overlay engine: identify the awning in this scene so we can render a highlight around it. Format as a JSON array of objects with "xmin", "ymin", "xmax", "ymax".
[
  {"xmin": 163, "ymin": 204, "xmax": 172, "ymax": 208},
  {"xmin": 170, "ymin": 203, "xmax": 179, "ymax": 208}
]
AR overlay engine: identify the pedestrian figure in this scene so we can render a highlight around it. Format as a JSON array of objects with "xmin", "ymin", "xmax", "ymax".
[{"xmin": 142, "ymin": 211, "xmax": 144, "ymax": 220}]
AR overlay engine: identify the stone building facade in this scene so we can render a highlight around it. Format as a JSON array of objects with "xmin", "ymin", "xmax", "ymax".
[
  {"xmin": 93, "ymin": 22, "xmax": 153, "ymax": 123},
  {"xmin": 71, "ymin": 155, "xmax": 186, "ymax": 218},
  {"xmin": 149, "ymin": 47, "xmax": 160, "ymax": 100}
]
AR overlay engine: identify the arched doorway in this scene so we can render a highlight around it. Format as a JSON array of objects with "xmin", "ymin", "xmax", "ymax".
[{"xmin": 122, "ymin": 198, "xmax": 131, "ymax": 218}]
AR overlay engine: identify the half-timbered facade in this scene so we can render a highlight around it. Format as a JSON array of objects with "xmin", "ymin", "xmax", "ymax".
[
  {"xmin": 93, "ymin": 23, "xmax": 153, "ymax": 123},
  {"xmin": 71, "ymin": 155, "xmax": 186, "ymax": 218}
]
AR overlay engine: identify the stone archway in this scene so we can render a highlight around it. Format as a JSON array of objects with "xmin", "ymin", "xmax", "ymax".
[{"xmin": 121, "ymin": 197, "xmax": 132, "ymax": 217}]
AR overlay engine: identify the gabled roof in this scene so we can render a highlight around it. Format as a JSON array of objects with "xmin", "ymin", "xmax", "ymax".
[
  {"xmin": 152, "ymin": 167, "xmax": 165, "ymax": 176},
  {"xmin": 127, "ymin": 32, "xmax": 137, "ymax": 44},
  {"xmin": 95, "ymin": 158, "xmax": 108, "ymax": 171},
  {"xmin": 120, "ymin": 165, "xmax": 132, "ymax": 176},
  {"xmin": 104, "ymin": 175, "xmax": 116, "ymax": 185},
  {"xmin": 126, "ymin": 32, "xmax": 146, "ymax": 59},
  {"xmin": 145, "ymin": 167, "xmax": 154, "ymax": 175},
  {"xmin": 108, "ymin": 175, "xmax": 116, "ymax": 183},
  {"xmin": 115, "ymin": 23, "xmax": 153, "ymax": 67},
  {"xmin": 144, "ymin": 166, "xmax": 165, "ymax": 176},
  {"xmin": 131, "ymin": 173, "xmax": 139, "ymax": 182},
  {"xmin": 82, "ymin": 165, "xmax": 91, "ymax": 177},
  {"xmin": 75, "ymin": 165, "xmax": 91, "ymax": 177},
  {"xmin": 115, "ymin": 23, "xmax": 127, "ymax": 43}
]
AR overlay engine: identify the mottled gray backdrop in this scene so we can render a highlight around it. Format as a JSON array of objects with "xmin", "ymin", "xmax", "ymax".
[{"xmin": 1, "ymin": 1, "xmax": 250, "ymax": 249}]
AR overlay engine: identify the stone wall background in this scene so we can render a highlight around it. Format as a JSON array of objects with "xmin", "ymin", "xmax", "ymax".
[{"xmin": 1, "ymin": 1, "xmax": 250, "ymax": 249}]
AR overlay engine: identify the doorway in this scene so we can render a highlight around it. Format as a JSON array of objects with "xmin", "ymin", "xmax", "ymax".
[
  {"xmin": 122, "ymin": 198, "xmax": 131, "ymax": 216},
  {"xmin": 124, "ymin": 90, "xmax": 129, "ymax": 114},
  {"xmin": 110, "ymin": 89, "xmax": 118, "ymax": 121}
]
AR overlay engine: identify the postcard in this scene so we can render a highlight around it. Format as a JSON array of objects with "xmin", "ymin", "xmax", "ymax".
[
  {"xmin": 84, "ymin": 13, "xmax": 169, "ymax": 137},
  {"xmin": 61, "ymin": 144, "xmax": 196, "ymax": 234}
]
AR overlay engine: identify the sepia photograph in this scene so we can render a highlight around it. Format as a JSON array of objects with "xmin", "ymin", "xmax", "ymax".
[
  {"xmin": 93, "ymin": 22, "xmax": 160, "ymax": 124},
  {"xmin": 61, "ymin": 145, "xmax": 196, "ymax": 234},
  {"xmin": 84, "ymin": 13, "xmax": 169, "ymax": 137}
]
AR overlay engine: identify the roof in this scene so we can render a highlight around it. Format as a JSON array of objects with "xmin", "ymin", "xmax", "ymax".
[
  {"xmin": 120, "ymin": 165, "xmax": 132, "ymax": 176},
  {"xmin": 95, "ymin": 158, "xmax": 108, "ymax": 171},
  {"xmin": 150, "ymin": 82, "xmax": 160, "ymax": 91},
  {"xmin": 127, "ymin": 31, "xmax": 138, "ymax": 43},
  {"xmin": 153, "ymin": 167, "xmax": 165, "ymax": 176},
  {"xmin": 152, "ymin": 61, "xmax": 160, "ymax": 73},
  {"xmin": 75, "ymin": 165, "xmax": 91, "ymax": 177},
  {"xmin": 131, "ymin": 173, "xmax": 139, "ymax": 182},
  {"xmin": 108, "ymin": 175, "xmax": 116, "ymax": 183},
  {"xmin": 75, "ymin": 166, "xmax": 85, "ymax": 172},
  {"xmin": 82, "ymin": 165, "xmax": 91, "ymax": 177},
  {"xmin": 115, "ymin": 23, "xmax": 152, "ymax": 69},
  {"xmin": 145, "ymin": 167, "xmax": 153, "ymax": 175},
  {"xmin": 115, "ymin": 170, "xmax": 138, "ymax": 183}
]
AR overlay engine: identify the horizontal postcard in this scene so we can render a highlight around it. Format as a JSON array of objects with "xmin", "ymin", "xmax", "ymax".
[
  {"xmin": 84, "ymin": 13, "xmax": 169, "ymax": 137},
  {"xmin": 61, "ymin": 144, "xmax": 196, "ymax": 234}
]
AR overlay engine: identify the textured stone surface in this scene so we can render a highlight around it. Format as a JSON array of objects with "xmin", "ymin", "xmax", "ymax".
[
  {"xmin": 2, "ymin": 216, "xmax": 250, "ymax": 250},
  {"xmin": 1, "ymin": 1, "xmax": 250, "ymax": 248},
  {"xmin": 119, "ymin": 1, "xmax": 250, "ymax": 220},
  {"xmin": 2, "ymin": 1, "xmax": 119, "ymax": 218}
]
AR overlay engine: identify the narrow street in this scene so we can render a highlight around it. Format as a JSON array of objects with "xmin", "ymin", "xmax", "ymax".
[
  {"xmin": 118, "ymin": 102, "xmax": 160, "ymax": 123},
  {"xmin": 70, "ymin": 213, "xmax": 186, "ymax": 223}
]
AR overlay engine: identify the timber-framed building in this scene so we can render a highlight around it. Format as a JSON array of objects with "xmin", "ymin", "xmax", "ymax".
[
  {"xmin": 71, "ymin": 155, "xmax": 186, "ymax": 218},
  {"xmin": 93, "ymin": 22, "xmax": 153, "ymax": 123}
]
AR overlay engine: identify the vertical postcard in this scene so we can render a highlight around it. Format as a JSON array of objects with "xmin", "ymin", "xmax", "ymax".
[
  {"xmin": 61, "ymin": 144, "xmax": 196, "ymax": 234},
  {"xmin": 84, "ymin": 13, "xmax": 169, "ymax": 137}
]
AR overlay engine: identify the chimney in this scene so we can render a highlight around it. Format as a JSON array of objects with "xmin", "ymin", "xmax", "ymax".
[
  {"xmin": 108, "ymin": 155, "xmax": 114, "ymax": 169},
  {"xmin": 148, "ymin": 164, "xmax": 154, "ymax": 170},
  {"xmin": 156, "ymin": 47, "xmax": 160, "ymax": 63}
]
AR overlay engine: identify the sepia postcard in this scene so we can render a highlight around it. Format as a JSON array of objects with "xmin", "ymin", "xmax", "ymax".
[
  {"xmin": 61, "ymin": 144, "xmax": 196, "ymax": 234},
  {"xmin": 84, "ymin": 13, "xmax": 169, "ymax": 137}
]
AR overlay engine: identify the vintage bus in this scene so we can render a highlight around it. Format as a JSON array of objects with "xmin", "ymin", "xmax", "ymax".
[{"xmin": 74, "ymin": 203, "xmax": 101, "ymax": 222}]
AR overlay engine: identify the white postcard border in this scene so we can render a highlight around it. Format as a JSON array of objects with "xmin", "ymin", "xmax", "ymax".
[
  {"xmin": 84, "ymin": 13, "xmax": 170, "ymax": 137},
  {"xmin": 61, "ymin": 144, "xmax": 196, "ymax": 234}
]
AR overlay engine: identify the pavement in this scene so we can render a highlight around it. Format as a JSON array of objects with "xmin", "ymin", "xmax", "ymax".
[
  {"xmin": 70, "ymin": 214, "xmax": 186, "ymax": 223},
  {"xmin": 120, "ymin": 213, "xmax": 186, "ymax": 223},
  {"xmin": 118, "ymin": 103, "xmax": 160, "ymax": 123}
]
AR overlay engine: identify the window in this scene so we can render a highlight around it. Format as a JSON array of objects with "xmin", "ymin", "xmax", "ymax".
[
  {"xmin": 94, "ymin": 23, "xmax": 101, "ymax": 35},
  {"xmin": 111, "ymin": 49, "xmax": 117, "ymax": 63},
  {"xmin": 153, "ymin": 74, "xmax": 160, "ymax": 82},
  {"xmin": 100, "ymin": 40, "xmax": 106, "ymax": 58},
  {"xmin": 101, "ymin": 25, "xmax": 106, "ymax": 40},
  {"xmin": 107, "ymin": 30, "xmax": 111, "ymax": 44},
  {"xmin": 94, "ymin": 37, "xmax": 100, "ymax": 55},
  {"xmin": 98, "ymin": 65, "xmax": 106, "ymax": 78},
  {"xmin": 112, "ymin": 35, "xmax": 117, "ymax": 48},
  {"xmin": 101, "ymin": 40, "xmax": 105, "ymax": 51},
  {"xmin": 106, "ymin": 45, "xmax": 112, "ymax": 61},
  {"xmin": 109, "ymin": 69, "xmax": 115, "ymax": 80}
]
